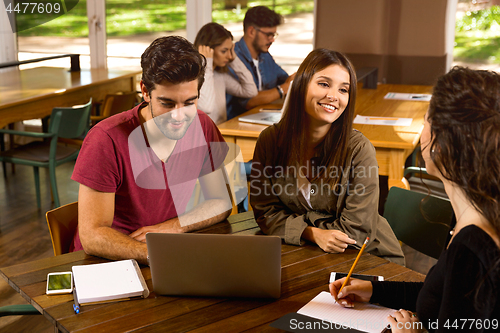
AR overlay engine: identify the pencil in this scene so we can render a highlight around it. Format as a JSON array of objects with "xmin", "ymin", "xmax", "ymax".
[{"xmin": 338, "ymin": 237, "xmax": 370, "ymax": 296}]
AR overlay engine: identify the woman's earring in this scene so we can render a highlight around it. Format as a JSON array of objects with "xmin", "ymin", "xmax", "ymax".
[{"xmin": 431, "ymin": 148, "xmax": 435, "ymax": 153}]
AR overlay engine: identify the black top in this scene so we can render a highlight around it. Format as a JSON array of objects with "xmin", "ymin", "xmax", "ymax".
[{"xmin": 371, "ymin": 225, "xmax": 500, "ymax": 332}]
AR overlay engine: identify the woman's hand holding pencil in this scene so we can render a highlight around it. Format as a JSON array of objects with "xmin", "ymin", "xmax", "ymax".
[
  {"xmin": 329, "ymin": 277, "xmax": 373, "ymax": 308},
  {"xmin": 329, "ymin": 237, "xmax": 373, "ymax": 308}
]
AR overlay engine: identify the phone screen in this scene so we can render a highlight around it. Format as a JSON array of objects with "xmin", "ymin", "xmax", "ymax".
[
  {"xmin": 330, "ymin": 272, "xmax": 383, "ymax": 282},
  {"xmin": 47, "ymin": 273, "xmax": 72, "ymax": 291}
]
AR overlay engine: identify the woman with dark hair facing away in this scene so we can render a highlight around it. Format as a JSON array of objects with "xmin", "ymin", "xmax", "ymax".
[
  {"xmin": 330, "ymin": 66, "xmax": 500, "ymax": 332},
  {"xmin": 194, "ymin": 22, "xmax": 257, "ymax": 125},
  {"xmin": 249, "ymin": 48, "xmax": 404, "ymax": 264}
]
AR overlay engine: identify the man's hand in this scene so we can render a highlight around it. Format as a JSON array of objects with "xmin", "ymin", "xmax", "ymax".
[
  {"xmin": 129, "ymin": 218, "xmax": 182, "ymax": 242},
  {"xmin": 302, "ymin": 227, "xmax": 357, "ymax": 253},
  {"xmin": 198, "ymin": 45, "xmax": 214, "ymax": 59},
  {"xmin": 281, "ymin": 72, "xmax": 296, "ymax": 93},
  {"xmin": 329, "ymin": 277, "xmax": 373, "ymax": 307},
  {"xmin": 245, "ymin": 73, "xmax": 297, "ymax": 109}
]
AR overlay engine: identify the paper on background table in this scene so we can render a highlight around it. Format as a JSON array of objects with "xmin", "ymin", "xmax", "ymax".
[
  {"xmin": 72, "ymin": 259, "xmax": 149, "ymax": 304},
  {"xmin": 297, "ymin": 291, "xmax": 395, "ymax": 333},
  {"xmin": 354, "ymin": 115, "xmax": 413, "ymax": 127},
  {"xmin": 384, "ymin": 92, "xmax": 431, "ymax": 101}
]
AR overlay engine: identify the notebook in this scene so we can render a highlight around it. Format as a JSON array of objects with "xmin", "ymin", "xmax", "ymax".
[
  {"xmin": 146, "ymin": 233, "xmax": 282, "ymax": 298},
  {"xmin": 72, "ymin": 259, "xmax": 149, "ymax": 305},
  {"xmin": 238, "ymin": 81, "xmax": 292, "ymax": 126},
  {"xmin": 295, "ymin": 291, "xmax": 395, "ymax": 333}
]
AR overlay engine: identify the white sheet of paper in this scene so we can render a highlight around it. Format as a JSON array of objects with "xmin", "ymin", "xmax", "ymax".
[
  {"xmin": 354, "ymin": 115, "xmax": 413, "ymax": 127},
  {"xmin": 384, "ymin": 92, "xmax": 431, "ymax": 101},
  {"xmin": 297, "ymin": 291, "xmax": 396, "ymax": 333}
]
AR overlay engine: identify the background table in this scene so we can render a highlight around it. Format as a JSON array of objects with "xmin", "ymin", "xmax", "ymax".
[
  {"xmin": 1, "ymin": 212, "xmax": 424, "ymax": 333},
  {"xmin": 218, "ymin": 84, "xmax": 432, "ymax": 189},
  {"xmin": 0, "ymin": 67, "xmax": 140, "ymax": 129}
]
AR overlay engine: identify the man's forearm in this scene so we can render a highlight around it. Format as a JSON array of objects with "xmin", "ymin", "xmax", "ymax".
[
  {"xmin": 80, "ymin": 226, "xmax": 149, "ymax": 265},
  {"xmin": 245, "ymin": 89, "xmax": 281, "ymax": 110},
  {"xmin": 175, "ymin": 198, "xmax": 232, "ymax": 232}
]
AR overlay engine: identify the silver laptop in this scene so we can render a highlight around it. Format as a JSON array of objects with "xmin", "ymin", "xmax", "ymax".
[
  {"xmin": 238, "ymin": 81, "xmax": 292, "ymax": 126},
  {"xmin": 146, "ymin": 233, "xmax": 282, "ymax": 298}
]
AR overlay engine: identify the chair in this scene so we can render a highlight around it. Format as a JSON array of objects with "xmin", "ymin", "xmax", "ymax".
[
  {"xmin": 46, "ymin": 201, "xmax": 79, "ymax": 256},
  {"xmin": 58, "ymin": 92, "xmax": 138, "ymax": 147},
  {"xmin": 0, "ymin": 100, "xmax": 92, "ymax": 208},
  {"xmin": 404, "ymin": 166, "xmax": 447, "ymax": 199},
  {"xmin": 1, "ymin": 123, "xmax": 16, "ymax": 177},
  {"xmin": 401, "ymin": 145, "xmax": 447, "ymax": 199},
  {"xmin": 91, "ymin": 91, "xmax": 139, "ymax": 124},
  {"xmin": 383, "ymin": 187, "xmax": 453, "ymax": 260},
  {"xmin": 0, "ymin": 304, "xmax": 40, "ymax": 317},
  {"xmin": 0, "ymin": 203, "xmax": 79, "ymax": 318}
]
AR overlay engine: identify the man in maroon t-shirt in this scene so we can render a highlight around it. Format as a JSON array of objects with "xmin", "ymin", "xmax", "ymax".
[{"xmin": 72, "ymin": 36, "xmax": 232, "ymax": 265}]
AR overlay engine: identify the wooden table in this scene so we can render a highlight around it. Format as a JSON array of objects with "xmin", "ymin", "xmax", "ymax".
[
  {"xmin": 218, "ymin": 84, "xmax": 432, "ymax": 189},
  {"xmin": 0, "ymin": 67, "xmax": 140, "ymax": 129},
  {"xmin": 0, "ymin": 212, "xmax": 424, "ymax": 332}
]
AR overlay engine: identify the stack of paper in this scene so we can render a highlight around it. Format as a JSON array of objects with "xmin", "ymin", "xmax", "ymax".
[
  {"xmin": 72, "ymin": 259, "xmax": 149, "ymax": 305},
  {"xmin": 354, "ymin": 115, "xmax": 413, "ymax": 127},
  {"xmin": 384, "ymin": 93, "xmax": 431, "ymax": 101}
]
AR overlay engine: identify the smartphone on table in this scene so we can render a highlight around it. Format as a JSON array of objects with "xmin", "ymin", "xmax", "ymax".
[
  {"xmin": 329, "ymin": 272, "xmax": 384, "ymax": 283},
  {"xmin": 46, "ymin": 272, "xmax": 73, "ymax": 295}
]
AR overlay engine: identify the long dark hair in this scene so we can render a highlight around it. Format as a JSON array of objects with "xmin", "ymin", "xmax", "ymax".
[
  {"xmin": 276, "ymin": 48, "xmax": 357, "ymax": 186},
  {"xmin": 194, "ymin": 23, "xmax": 233, "ymax": 73},
  {"xmin": 428, "ymin": 66, "xmax": 500, "ymax": 236},
  {"xmin": 427, "ymin": 66, "xmax": 500, "ymax": 310}
]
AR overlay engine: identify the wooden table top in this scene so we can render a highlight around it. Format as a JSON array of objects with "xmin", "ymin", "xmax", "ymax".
[
  {"xmin": 218, "ymin": 84, "xmax": 432, "ymax": 150},
  {"xmin": 0, "ymin": 67, "xmax": 141, "ymax": 109},
  {"xmin": 0, "ymin": 212, "xmax": 425, "ymax": 332}
]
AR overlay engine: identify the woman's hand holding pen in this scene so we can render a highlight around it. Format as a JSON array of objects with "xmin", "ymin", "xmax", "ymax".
[
  {"xmin": 198, "ymin": 45, "xmax": 214, "ymax": 59},
  {"xmin": 329, "ymin": 277, "xmax": 373, "ymax": 307}
]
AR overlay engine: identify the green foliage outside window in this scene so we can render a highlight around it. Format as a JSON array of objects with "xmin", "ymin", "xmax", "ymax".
[
  {"xmin": 16, "ymin": 0, "xmax": 314, "ymax": 37},
  {"xmin": 14, "ymin": 0, "xmax": 499, "ymax": 64},
  {"xmin": 454, "ymin": 6, "xmax": 500, "ymax": 63}
]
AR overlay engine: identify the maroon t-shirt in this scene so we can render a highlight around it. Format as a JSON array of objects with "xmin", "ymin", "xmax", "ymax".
[{"xmin": 70, "ymin": 102, "xmax": 228, "ymax": 251}]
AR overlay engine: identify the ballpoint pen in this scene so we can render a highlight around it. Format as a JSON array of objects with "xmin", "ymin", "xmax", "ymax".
[{"xmin": 73, "ymin": 286, "xmax": 80, "ymax": 314}]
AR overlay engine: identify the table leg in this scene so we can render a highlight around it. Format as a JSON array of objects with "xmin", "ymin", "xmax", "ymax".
[{"xmin": 388, "ymin": 150, "xmax": 409, "ymax": 189}]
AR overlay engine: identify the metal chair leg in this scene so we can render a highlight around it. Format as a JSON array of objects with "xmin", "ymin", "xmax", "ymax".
[
  {"xmin": 49, "ymin": 162, "xmax": 60, "ymax": 208},
  {"xmin": 33, "ymin": 166, "xmax": 41, "ymax": 208}
]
